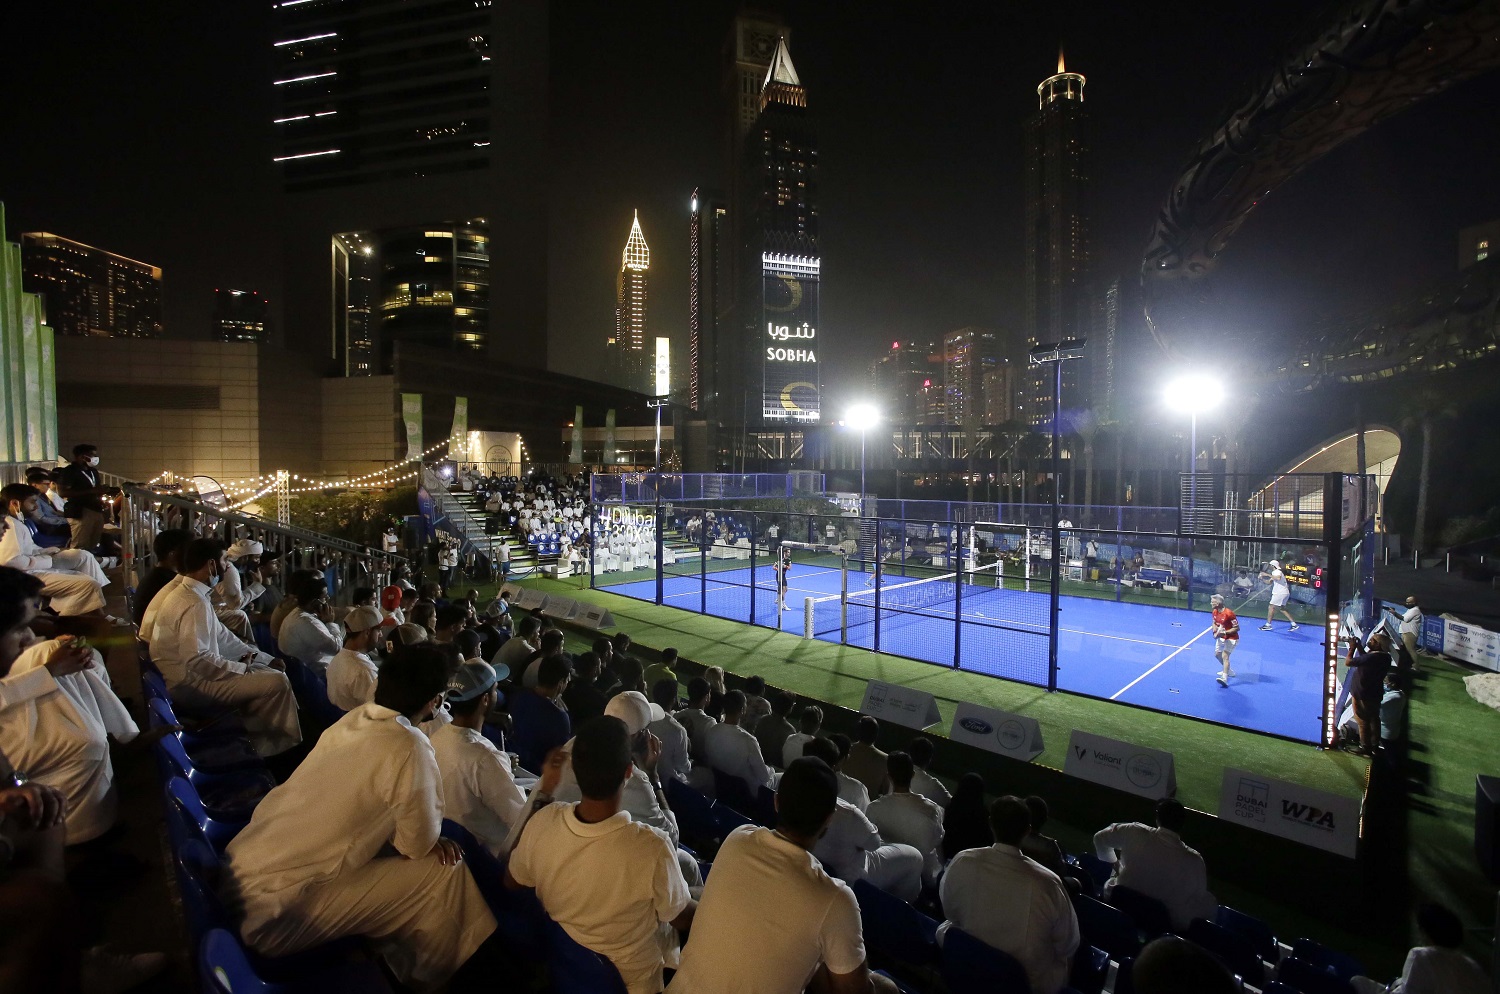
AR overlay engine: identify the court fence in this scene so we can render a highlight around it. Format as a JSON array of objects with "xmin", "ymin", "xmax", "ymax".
[{"xmin": 586, "ymin": 484, "xmax": 1369, "ymax": 745}]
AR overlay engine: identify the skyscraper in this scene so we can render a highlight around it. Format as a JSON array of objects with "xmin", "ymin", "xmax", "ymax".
[
  {"xmin": 213, "ymin": 289, "xmax": 271, "ymax": 344},
  {"xmin": 869, "ymin": 340, "xmax": 941, "ymax": 424},
  {"xmin": 1091, "ymin": 277, "xmax": 1120, "ymax": 421},
  {"xmin": 1021, "ymin": 50, "xmax": 1091, "ymax": 426},
  {"xmin": 20, "ymin": 233, "xmax": 162, "ymax": 339},
  {"xmin": 609, "ymin": 212, "xmax": 650, "ymax": 394},
  {"xmin": 376, "ymin": 221, "xmax": 490, "ymax": 364},
  {"xmin": 736, "ymin": 37, "xmax": 821, "ymax": 425},
  {"xmin": 689, "ymin": 188, "xmax": 729, "ymax": 414},
  {"xmin": 270, "ymin": 0, "xmax": 546, "ymax": 371},
  {"xmin": 330, "ymin": 231, "xmax": 377, "ymax": 375},
  {"xmin": 942, "ymin": 327, "xmax": 1000, "ymax": 428}
]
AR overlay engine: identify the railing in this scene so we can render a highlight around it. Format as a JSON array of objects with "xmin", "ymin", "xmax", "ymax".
[
  {"xmin": 121, "ymin": 486, "xmax": 411, "ymax": 613},
  {"xmin": 419, "ymin": 468, "xmax": 530, "ymax": 576}
]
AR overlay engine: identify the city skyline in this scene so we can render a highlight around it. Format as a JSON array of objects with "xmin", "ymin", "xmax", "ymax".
[{"xmin": 1, "ymin": 3, "xmax": 1498, "ymax": 414}]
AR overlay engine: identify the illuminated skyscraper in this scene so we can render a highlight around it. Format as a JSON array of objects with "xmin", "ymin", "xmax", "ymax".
[
  {"xmin": 1021, "ymin": 50, "xmax": 1091, "ymax": 425},
  {"xmin": 869, "ymin": 340, "xmax": 942, "ymax": 424},
  {"xmin": 689, "ymin": 188, "xmax": 729, "ymax": 413},
  {"xmin": 610, "ymin": 211, "xmax": 651, "ymax": 393},
  {"xmin": 943, "ymin": 327, "xmax": 1000, "ymax": 428},
  {"xmin": 20, "ymin": 233, "xmax": 162, "ymax": 339},
  {"xmin": 213, "ymin": 289, "xmax": 271, "ymax": 345},
  {"xmin": 736, "ymin": 37, "xmax": 820, "ymax": 425}
]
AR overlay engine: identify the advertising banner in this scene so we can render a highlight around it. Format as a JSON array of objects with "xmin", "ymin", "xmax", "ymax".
[
  {"xmin": 760, "ymin": 260, "xmax": 821, "ymax": 422},
  {"xmin": 401, "ymin": 393, "xmax": 423, "ymax": 462},
  {"xmin": 1441, "ymin": 616, "xmax": 1500, "ymax": 672},
  {"xmin": 570, "ymin": 405, "xmax": 584, "ymax": 464},
  {"xmin": 1421, "ymin": 614, "xmax": 1444, "ymax": 653},
  {"xmin": 949, "ymin": 702, "xmax": 1044, "ymax": 761},
  {"xmin": 604, "ymin": 409, "xmax": 617, "ymax": 465},
  {"xmin": 19, "ymin": 293, "xmax": 42, "ymax": 460},
  {"xmin": 450, "ymin": 396, "xmax": 468, "ymax": 457},
  {"xmin": 38, "ymin": 323, "xmax": 56, "ymax": 461},
  {"xmin": 1064, "ymin": 730, "xmax": 1176, "ymax": 799},
  {"xmin": 858, "ymin": 679, "xmax": 940, "ymax": 731},
  {"xmin": 654, "ymin": 337, "xmax": 671, "ymax": 397},
  {"xmin": 1218, "ymin": 767, "xmax": 1360, "ymax": 858}
]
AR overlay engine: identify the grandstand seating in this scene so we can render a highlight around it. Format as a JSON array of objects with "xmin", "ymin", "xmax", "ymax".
[{"xmin": 939, "ymin": 925, "xmax": 1032, "ymax": 993}]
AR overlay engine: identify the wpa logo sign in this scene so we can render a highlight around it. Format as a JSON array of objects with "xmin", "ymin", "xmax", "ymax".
[
  {"xmin": 1281, "ymin": 799, "xmax": 1336, "ymax": 831},
  {"xmin": 959, "ymin": 717, "xmax": 993, "ymax": 735}
]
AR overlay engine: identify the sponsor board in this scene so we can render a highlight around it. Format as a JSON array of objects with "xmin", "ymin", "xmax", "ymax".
[
  {"xmin": 514, "ymin": 588, "xmax": 549, "ymax": 612},
  {"xmin": 1218, "ymin": 767, "xmax": 1360, "ymax": 858},
  {"xmin": 949, "ymin": 702, "xmax": 1043, "ymax": 761},
  {"xmin": 574, "ymin": 605, "xmax": 616, "ymax": 631},
  {"xmin": 1441, "ymin": 616, "xmax": 1500, "ymax": 672},
  {"xmin": 1421, "ymin": 614, "xmax": 1445, "ymax": 654},
  {"xmin": 1063, "ymin": 730, "xmax": 1176, "ymax": 800},
  {"xmin": 859, "ymin": 680, "xmax": 941, "ymax": 730}
]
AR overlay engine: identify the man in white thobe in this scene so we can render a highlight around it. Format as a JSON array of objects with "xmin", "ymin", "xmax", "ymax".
[
  {"xmin": 0, "ymin": 487, "xmax": 109, "ymax": 617},
  {"xmin": 277, "ymin": 574, "xmax": 343, "ymax": 673},
  {"xmin": 325, "ymin": 604, "xmax": 384, "ymax": 712},
  {"xmin": 702, "ymin": 690, "xmax": 776, "ymax": 795},
  {"xmin": 1094, "ymin": 798, "xmax": 1216, "ymax": 931},
  {"xmin": 223, "ymin": 644, "xmax": 494, "ymax": 992},
  {"xmin": 140, "ymin": 539, "xmax": 301, "ymax": 757},
  {"xmin": 212, "ymin": 538, "xmax": 266, "ymax": 641},
  {"xmin": 866, "ymin": 752, "xmax": 946, "ymax": 885}
]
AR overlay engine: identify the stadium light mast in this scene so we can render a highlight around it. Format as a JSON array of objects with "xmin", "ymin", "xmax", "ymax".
[
  {"xmin": 1164, "ymin": 372, "xmax": 1225, "ymax": 525},
  {"xmin": 845, "ymin": 404, "xmax": 880, "ymax": 510},
  {"xmin": 1029, "ymin": 339, "xmax": 1086, "ymax": 693}
]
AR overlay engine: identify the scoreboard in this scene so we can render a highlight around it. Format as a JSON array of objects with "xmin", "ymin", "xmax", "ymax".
[{"xmin": 1283, "ymin": 563, "xmax": 1323, "ymax": 589}]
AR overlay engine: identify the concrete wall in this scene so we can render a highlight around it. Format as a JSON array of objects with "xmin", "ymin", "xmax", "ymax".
[{"xmin": 321, "ymin": 375, "xmax": 398, "ymax": 479}]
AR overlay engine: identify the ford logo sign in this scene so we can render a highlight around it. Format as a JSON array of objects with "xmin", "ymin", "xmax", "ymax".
[{"xmin": 959, "ymin": 717, "xmax": 993, "ymax": 735}]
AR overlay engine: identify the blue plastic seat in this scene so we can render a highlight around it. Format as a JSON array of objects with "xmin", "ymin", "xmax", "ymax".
[
  {"xmin": 1075, "ymin": 852, "xmax": 1114, "ymax": 892},
  {"xmin": 1073, "ymin": 894, "xmax": 1142, "ymax": 961},
  {"xmin": 711, "ymin": 767, "xmax": 757, "ymax": 814},
  {"xmin": 1069, "ymin": 944, "xmax": 1110, "ymax": 994},
  {"xmin": 1289, "ymin": 938, "xmax": 1364, "ymax": 982},
  {"xmin": 166, "ymin": 776, "xmax": 249, "ymax": 854},
  {"xmin": 543, "ymin": 916, "xmax": 628, "ymax": 994},
  {"xmin": 753, "ymin": 785, "xmax": 778, "ymax": 827},
  {"xmin": 1187, "ymin": 917, "xmax": 1266, "ymax": 988},
  {"xmin": 939, "ymin": 925, "xmax": 1032, "ymax": 993},
  {"xmin": 145, "ymin": 684, "xmax": 249, "ymax": 738},
  {"xmin": 1277, "ymin": 956, "xmax": 1355, "ymax": 994},
  {"xmin": 664, "ymin": 778, "xmax": 720, "ymax": 846},
  {"xmin": 851, "ymin": 879, "xmax": 938, "ymax": 968},
  {"xmin": 150, "ymin": 700, "xmax": 264, "ymax": 774},
  {"xmin": 155, "ymin": 735, "xmax": 275, "ymax": 822},
  {"xmin": 1215, "ymin": 904, "xmax": 1279, "ymax": 963},
  {"xmin": 1107, "ymin": 885, "xmax": 1172, "ymax": 938},
  {"xmin": 713, "ymin": 803, "xmax": 755, "ymax": 838},
  {"xmin": 198, "ymin": 928, "xmax": 392, "ymax": 994}
]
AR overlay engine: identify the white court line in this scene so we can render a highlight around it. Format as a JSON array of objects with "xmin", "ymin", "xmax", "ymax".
[{"xmin": 1108, "ymin": 626, "xmax": 1214, "ymax": 700}]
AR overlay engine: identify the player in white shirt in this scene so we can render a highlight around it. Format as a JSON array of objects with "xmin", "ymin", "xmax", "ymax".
[
  {"xmin": 940, "ymin": 795, "xmax": 1079, "ymax": 994},
  {"xmin": 1093, "ymin": 799, "xmax": 1216, "ymax": 931},
  {"xmin": 223, "ymin": 644, "xmax": 496, "ymax": 990},
  {"xmin": 703, "ymin": 690, "xmax": 776, "ymax": 795},
  {"xmin": 431, "ymin": 660, "xmax": 526, "ymax": 855},
  {"xmin": 1257, "ymin": 559, "xmax": 1300, "ymax": 631},
  {"xmin": 668, "ymin": 757, "xmax": 901, "ymax": 994},
  {"xmin": 865, "ymin": 752, "xmax": 946, "ymax": 885},
  {"xmin": 505, "ymin": 715, "xmax": 695, "ymax": 994}
]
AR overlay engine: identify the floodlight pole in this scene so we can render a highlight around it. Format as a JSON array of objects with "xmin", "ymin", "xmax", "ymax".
[
  {"xmin": 648, "ymin": 397, "xmax": 669, "ymax": 607},
  {"xmin": 1030, "ymin": 339, "xmax": 1086, "ymax": 693}
]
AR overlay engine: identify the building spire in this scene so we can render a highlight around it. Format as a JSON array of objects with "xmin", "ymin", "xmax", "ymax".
[
  {"xmin": 622, "ymin": 210, "xmax": 649, "ymax": 270},
  {"xmin": 762, "ymin": 36, "xmax": 800, "ymax": 89},
  {"xmin": 1058, "ymin": 46, "xmax": 1066, "ymax": 74}
]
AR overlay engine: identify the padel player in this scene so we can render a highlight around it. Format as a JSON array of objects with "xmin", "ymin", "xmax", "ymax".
[
  {"xmin": 1258, "ymin": 560, "xmax": 1299, "ymax": 632},
  {"xmin": 1210, "ymin": 594, "xmax": 1238, "ymax": 688},
  {"xmin": 775, "ymin": 546, "xmax": 792, "ymax": 612}
]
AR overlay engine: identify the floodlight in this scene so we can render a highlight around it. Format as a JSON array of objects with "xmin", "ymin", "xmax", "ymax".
[
  {"xmin": 1163, "ymin": 373, "xmax": 1225, "ymax": 414},
  {"xmin": 845, "ymin": 404, "xmax": 880, "ymax": 432}
]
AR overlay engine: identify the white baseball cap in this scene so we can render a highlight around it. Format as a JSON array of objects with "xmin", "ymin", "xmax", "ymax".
[
  {"xmin": 604, "ymin": 691, "xmax": 665, "ymax": 735},
  {"xmin": 344, "ymin": 604, "xmax": 385, "ymax": 634},
  {"xmin": 1269, "ymin": 560, "xmax": 1281, "ymax": 569}
]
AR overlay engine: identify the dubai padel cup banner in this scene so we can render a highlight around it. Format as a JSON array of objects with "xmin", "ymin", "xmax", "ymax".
[
  {"xmin": 760, "ymin": 265, "xmax": 820, "ymax": 422},
  {"xmin": 450, "ymin": 396, "xmax": 468, "ymax": 458},
  {"xmin": 401, "ymin": 393, "xmax": 423, "ymax": 461},
  {"xmin": 570, "ymin": 405, "xmax": 584, "ymax": 464}
]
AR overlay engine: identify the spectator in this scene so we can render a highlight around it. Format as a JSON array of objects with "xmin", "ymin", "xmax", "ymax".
[
  {"xmin": 642, "ymin": 647, "xmax": 678, "ymax": 695},
  {"xmin": 826, "ymin": 734, "xmax": 871, "ymax": 812},
  {"xmin": 0, "ymin": 484, "xmax": 111, "ymax": 618},
  {"xmin": 1384, "ymin": 595, "xmax": 1424, "ymax": 673},
  {"xmin": 269, "ymin": 568, "xmax": 320, "ymax": 642},
  {"xmin": 139, "ymin": 538, "xmax": 301, "ymax": 757},
  {"xmin": 782, "ymin": 704, "xmax": 822, "ymax": 768},
  {"xmin": 562, "ymin": 651, "xmax": 608, "ymax": 724},
  {"xmin": 802, "ymin": 737, "xmax": 923, "ymax": 902},
  {"xmin": 611, "ymin": 654, "xmax": 647, "ymax": 699},
  {"xmin": 132, "ymin": 527, "xmax": 191, "ymax": 626},
  {"xmin": 908, "ymin": 736, "xmax": 952, "ymax": 808},
  {"xmin": 432, "ymin": 603, "xmax": 468, "ymax": 645},
  {"xmin": 326, "ymin": 604, "xmax": 385, "ymax": 712},
  {"xmin": 866, "ymin": 752, "xmax": 945, "ymax": 884},
  {"xmin": 522, "ymin": 629, "xmax": 569, "ymax": 689},
  {"xmin": 223, "ymin": 644, "xmax": 496, "ymax": 990},
  {"xmin": 674, "ymin": 675, "xmax": 717, "ymax": 761},
  {"xmin": 943, "ymin": 773, "xmax": 993, "ymax": 859},
  {"xmin": 1093, "ymin": 798, "xmax": 1216, "ymax": 931},
  {"xmin": 54, "ymin": 444, "xmax": 110, "ymax": 552},
  {"xmin": 703, "ymin": 664, "xmax": 727, "ymax": 698},
  {"xmin": 1350, "ymin": 902, "xmax": 1489, "ymax": 994},
  {"xmin": 473, "ymin": 601, "xmax": 507, "ymax": 660},
  {"xmin": 612, "ymin": 631, "xmax": 633, "ymax": 659},
  {"xmin": 939, "ymin": 795, "xmax": 1079, "ymax": 994},
  {"xmin": 506, "ymin": 715, "xmax": 695, "ymax": 994},
  {"xmin": 1344, "ymin": 632, "xmax": 1394, "ymax": 755},
  {"xmin": 509, "ymin": 654, "xmax": 572, "ymax": 772},
  {"xmin": 754, "ymin": 689, "xmax": 797, "ymax": 768},
  {"xmin": 1021, "ymin": 795, "xmax": 1083, "ymax": 892},
  {"xmin": 704, "ymin": 689, "xmax": 776, "ymax": 794},
  {"xmin": 22, "ymin": 468, "xmax": 70, "ymax": 544},
  {"xmin": 453, "ymin": 628, "xmax": 482, "ymax": 663},
  {"xmin": 742, "ymin": 675, "xmax": 772, "ymax": 731},
  {"xmin": 842, "ymin": 716, "xmax": 890, "ymax": 799},
  {"xmin": 592, "ymin": 636, "xmax": 619, "ymax": 695},
  {"xmin": 649, "ymin": 678, "xmax": 692, "ymax": 784},
  {"xmin": 212, "ymin": 538, "xmax": 266, "ymax": 640},
  {"xmin": 278, "ymin": 571, "xmax": 343, "ymax": 673},
  {"xmin": 1132, "ymin": 935, "xmax": 1237, "ymax": 994},
  {"xmin": 667, "ymin": 757, "xmax": 901, "ymax": 994},
  {"xmin": 494, "ymin": 615, "xmax": 540, "ymax": 673},
  {"xmin": 409, "ymin": 600, "xmax": 438, "ymax": 636},
  {"xmin": 432, "ymin": 660, "xmax": 526, "ymax": 854}
]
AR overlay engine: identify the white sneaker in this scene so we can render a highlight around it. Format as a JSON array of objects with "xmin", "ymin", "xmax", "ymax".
[
  {"xmin": 1215, "ymin": 673, "xmax": 1227, "ymax": 687},
  {"xmin": 1226, "ymin": 667, "xmax": 1236, "ymax": 679},
  {"xmin": 1289, "ymin": 623, "xmax": 1300, "ymax": 632},
  {"xmin": 1259, "ymin": 624, "xmax": 1273, "ymax": 631},
  {"xmin": 80, "ymin": 946, "xmax": 167, "ymax": 994}
]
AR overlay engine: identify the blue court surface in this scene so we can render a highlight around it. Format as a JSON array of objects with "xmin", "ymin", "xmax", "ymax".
[{"xmin": 602, "ymin": 561, "xmax": 1325, "ymax": 743}]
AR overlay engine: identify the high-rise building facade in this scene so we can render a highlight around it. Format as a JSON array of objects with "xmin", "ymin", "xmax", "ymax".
[
  {"xmin": 943, "ymin": 327, "xmax": 1000, "ymax": 428},
  {"xmin": 610, "ymin": 212, "xmax": 650, "ymax": 393},
  {"xmin": 1021, "ymin": 51, "xmax": 1091, "ymax": 426},
  {"xmin": 689, "ymin": 188, "xmax": 729, "ymax": 413},
  {"xmin": 20, "ymin": 233, "xmax": 162, "ymax": 339},
  {"xmin": 376, "ymin": 222, "xmax": 490, "ymax": 365},
  {"xmin": 1090, "ymin": 277, "xmax": 1120, "ymax": 420},
  {"xmin": 869, "ymin": 340, "xmax": 942, "ymax": 424},
  {"xmin": 330, "ymin": 231, "xmax": 377, "ymax": 375},
  {"xmin": 983, "ymin": 361, "xmax": 1018, "ymax": 425},
  {"xmin": 1459, "ymin": 219, "xmax": 1499, "ymax": 270},
  {"xmin": 736, "ymin": 38, "xmax": 821, "ymax": 425},
  {"xmin": 213, "ymin": 289, "xmax": 271, "ymax": 344},
  {"xmin": 270, "ymin": 0, "xmax": 546, "ymax": 371}
]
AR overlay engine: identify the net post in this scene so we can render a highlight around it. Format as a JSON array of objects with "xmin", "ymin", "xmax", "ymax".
[
  {"xmin": 840, "ymin": 549, "xmax": 849, "ymax": 644},
  {"xmin": 750, "ymin": 516, "xmax": 758, "ymax": 627},
  {"xmin": 803, "ymin": 594, "xmax": 814, "ymax": 639},
  {"xmin": 654, "ymin": 503, "xmax": 665, "ymax": 607}
]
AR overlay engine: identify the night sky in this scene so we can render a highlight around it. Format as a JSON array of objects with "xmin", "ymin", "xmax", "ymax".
[{"xmin": 3, "ymin": 1, "xmax": 1498, "ymax": 410}]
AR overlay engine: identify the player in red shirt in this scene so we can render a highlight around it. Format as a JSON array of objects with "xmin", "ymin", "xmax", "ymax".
[{"xmin": 1211, "ymin": 593, "xmax": 1239, "ymax": 687}]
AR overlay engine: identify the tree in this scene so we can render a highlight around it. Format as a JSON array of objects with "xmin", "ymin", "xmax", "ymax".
[
  {"xmin": 1400, "ymin": 388, "xmax": 1458, "ymax": 552},
  {"xmin": 1074, "ymin": 409, "xmax": 1101, "ymax": 509}
]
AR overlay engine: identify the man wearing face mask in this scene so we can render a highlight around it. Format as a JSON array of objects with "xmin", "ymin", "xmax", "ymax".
[
  {"xmin": 139, "ymin": 538, "xmax": 302, "ymax": 757},
  {"xmin": 222, "ymin": 643, "xmax": 496, "ymax": 991},
  {"xmin": 54, "ymin": 444, "xmax": 113, "ymax": 553}
]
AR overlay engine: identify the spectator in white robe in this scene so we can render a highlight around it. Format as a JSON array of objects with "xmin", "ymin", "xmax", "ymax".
[
  {"xmin": 211, "ymin": 538, "xmax": 266, "ymax": 640},
  {"xmin": 278, "ymin": 571, "xmax": 343, "ymax": 673},
  {"xmin": 140, "ymin": 538, "xmax": 301, "ymax": 757},
  {"xmin": 0, "ymin": 485, "xmax": 108, "ymax": 618},
  {"xmin": 703, "ymin": 690, "xmax": 776, "ymax": 794},
  {"xmin": 908, "ymin": 735, "xmax": 952, "ymax": 808},
  {"xmin": 802, "ymin": 737, "xmax": 923, "ymax": 901},
  {"xmin": 866, "ymin": 752, "xmax": 946, "ymax": 885},
  {"xmin": 648, "ymin": 679, "xmax": 692, "ymax": 784},
  {"xmin": 325, "ymin": 604, "xmax": 385, "ymax": 712},
  {"xmin": 432, "ymin": 660, "xmax": 526, "ymax": 855},
  {"xmin": 222, "ymin": 644, "xmax": 496, "ymax": 991}
]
